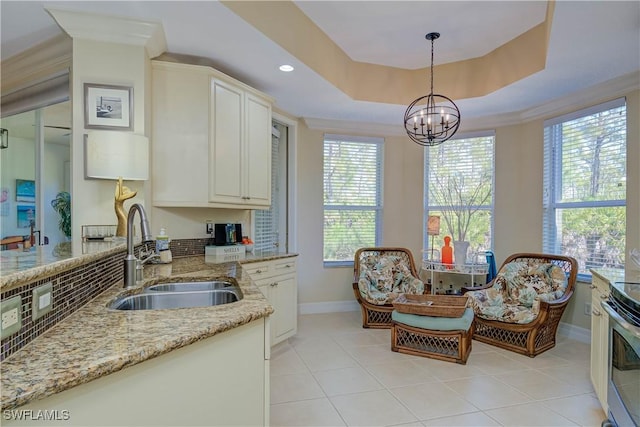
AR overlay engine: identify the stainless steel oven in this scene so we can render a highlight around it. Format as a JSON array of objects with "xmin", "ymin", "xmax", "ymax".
[{"xmin": 601, "ymin": 281, "xmax": 640, "ymax": 427}]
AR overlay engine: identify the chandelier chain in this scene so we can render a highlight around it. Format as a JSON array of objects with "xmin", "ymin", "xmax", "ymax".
[{"xmin": 430, "ymin": 35, "xmax": 434, "ymax": 95}]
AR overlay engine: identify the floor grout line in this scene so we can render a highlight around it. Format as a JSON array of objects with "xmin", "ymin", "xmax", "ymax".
[{"xmin": 271, "ymin": 313, "xmax": 603, "ymax": 426}]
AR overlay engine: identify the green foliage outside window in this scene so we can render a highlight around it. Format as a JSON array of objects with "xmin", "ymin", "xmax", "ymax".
[
  {"xmin": 323, "ymin": 137, "xmax": 382, "ymax": 263},
  {"xmin": 426, "ymin": 136, "xmax": 494, "ymax": 255}
]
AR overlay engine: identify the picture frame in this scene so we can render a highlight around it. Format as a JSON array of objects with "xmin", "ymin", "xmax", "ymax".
[
  {"xmin": 84, "ymin": 83, "xmax": 133, "ymax": 130},
  {"xmin": 17, "ymin": 205, "xmax": 35, "ymax": 228},
  {"xmin": 15, "ymin": 179, "xmax": 35, "ymax": 202}
]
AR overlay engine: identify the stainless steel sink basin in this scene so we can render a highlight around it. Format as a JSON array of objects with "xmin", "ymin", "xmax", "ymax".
[
  {"xmin": 109, "ymin": 289, "xmax": 241, "ymax": 311},
  {"xmin": 145, "ymin": 280, "xmax": 236, "ymax": 293}
]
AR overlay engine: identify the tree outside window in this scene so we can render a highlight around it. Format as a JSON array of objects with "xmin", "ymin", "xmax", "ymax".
[
  {"xmin": 425, "ymin": 135, "xmax": 494, "ymax": 257},
  {"xmin": 323, "ymin": 135, "xmax": 383, "ymax": 266},
  {"xmin": 543, "ymin": 99, "xmax": 626, "ymax": 276}
]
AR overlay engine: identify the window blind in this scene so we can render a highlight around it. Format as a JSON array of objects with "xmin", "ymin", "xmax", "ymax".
[
  {"xmin": 424, "ymin": 133, "xmax": 495, "ymax": 257},
  {"xmin": 543, "ymin": 98, "xmax": 626, "ymax": 275},
  {"xmin": 323, "ymin": 134, "xmax": 383, "ymax": 265},
  {"xmin": 254, "ymin": 133, "xmax": 281, "ymax": 251}
]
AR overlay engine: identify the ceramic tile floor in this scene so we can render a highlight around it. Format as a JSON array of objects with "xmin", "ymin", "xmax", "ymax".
[{"xmin": 270, "ymin": 311, "xmax": 606, "ymax": 427}]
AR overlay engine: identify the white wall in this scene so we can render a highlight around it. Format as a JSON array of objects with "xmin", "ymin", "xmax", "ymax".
[{"xmin": 70, "ymin": 40, "xmax": 148, "ymax": 250}]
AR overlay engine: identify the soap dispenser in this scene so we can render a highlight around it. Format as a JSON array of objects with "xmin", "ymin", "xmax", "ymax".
[{"xmin": 156, "ymin": 228, "xmax": 172, "ymax": 263}]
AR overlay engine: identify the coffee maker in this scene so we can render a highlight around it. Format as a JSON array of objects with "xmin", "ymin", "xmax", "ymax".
[{"xmin": 213, "ymin": 223, "xmax": 242, "ymax": 245}]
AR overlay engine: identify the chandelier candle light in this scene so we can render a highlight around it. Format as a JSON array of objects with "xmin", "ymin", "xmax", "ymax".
[{"xmin": 404, "ymin": 32, "xmax": 461, "ymax": 146}]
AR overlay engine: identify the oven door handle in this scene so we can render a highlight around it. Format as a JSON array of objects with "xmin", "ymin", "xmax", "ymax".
[{"xmin": 601, "ymin": 300, "xmax": 640, "ymax": 339}]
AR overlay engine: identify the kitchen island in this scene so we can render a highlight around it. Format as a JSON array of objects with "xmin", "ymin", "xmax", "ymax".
[{"xmin": 0, "ymin": 254, "xmax": 296, "ymax": 426}]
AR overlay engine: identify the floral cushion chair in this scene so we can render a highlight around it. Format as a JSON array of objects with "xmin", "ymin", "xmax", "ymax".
[
  {"xmin": 352, "ymin": 248, "xmax": 425, "ymax": 328},
  {"xmin": 466, "ymin": 261, "xmax": 568, "ymax": 324},
  {"xmin": 462, "ymin": 253, "xmax": 577, "ymax": 357}
]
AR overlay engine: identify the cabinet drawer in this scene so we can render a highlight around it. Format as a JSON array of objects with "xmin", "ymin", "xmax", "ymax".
[
  {"xmin": 243, "ymin": 258, "xmax": 297, "ymax": 281},
  {"xmin": 243, "ymin": 261, "xmax": 273, "ymax": 280},
  {"xmin": 273, "ymin": 259, "xmax": 296, "ymax": 274}
]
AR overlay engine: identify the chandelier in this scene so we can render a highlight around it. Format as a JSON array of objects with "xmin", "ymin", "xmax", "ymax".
[{"xmin": 404, "ymin": 32, "xmax": 461, "ymax": 146}]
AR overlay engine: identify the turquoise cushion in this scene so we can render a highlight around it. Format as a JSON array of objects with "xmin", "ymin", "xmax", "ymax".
[{"xmin": 392, "ymin": 308, "xmax": 474, "ymax": 331}]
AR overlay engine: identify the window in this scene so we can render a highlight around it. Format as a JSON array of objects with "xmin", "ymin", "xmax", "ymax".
[
  {"xmin": 254, "ymin": 122, "xmax": 288, "ymax": 251},
  {"xmin": 543, "ymin": 98, "xmax": 626, "ymax": 277},
  {"xmin": 424, "ymin": 134, "xmax": 495, "ymax": 259},
  {"xmin": 323, "ymin": 134, "xmax": 383, "ymax": 266}
]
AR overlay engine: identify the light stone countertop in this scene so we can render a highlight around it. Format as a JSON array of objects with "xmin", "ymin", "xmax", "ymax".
[
  {"xmin": 0, "ymin": 253, "xmax": 296, "ymax": 410},
  {"xmin": 0, "ymin": 240, "xmax": 127, "ymax": 291}
]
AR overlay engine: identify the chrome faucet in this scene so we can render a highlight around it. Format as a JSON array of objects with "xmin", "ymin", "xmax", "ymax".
[{"xmin": 123, "ymin": 203, "xmax": 153, "ymax": 288}]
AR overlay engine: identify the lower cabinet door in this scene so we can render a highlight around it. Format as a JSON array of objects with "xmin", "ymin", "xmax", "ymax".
[
  {"xmin": 271, "ymin": 274, "xmax": 297, "ymax": 343},
  {"xmin": 257, "ymin": 273, "xmax": 297, "ymax": 345}
]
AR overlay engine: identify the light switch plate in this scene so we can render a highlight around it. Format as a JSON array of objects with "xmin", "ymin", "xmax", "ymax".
[
  {"xmin": 1, "ymin": 295, "xmax": 22, "ymax": 339},
  {"xmin": 32, "ymin": 282, "xmax": 53, "ymax": 321}
]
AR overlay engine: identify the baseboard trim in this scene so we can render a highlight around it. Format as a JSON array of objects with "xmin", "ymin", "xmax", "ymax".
[
  {"xmin": 297, "ymin": 303, "xmax": 592, "ymax": 344},
  {"xmin": 558, "ymin": 322, "xmax": 591, "ymax": 344},
  {"xmin": 298, "ymin": 300, "xmax": 359, "ymax": 315}
]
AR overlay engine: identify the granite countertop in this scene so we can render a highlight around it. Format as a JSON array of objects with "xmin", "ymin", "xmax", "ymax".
[
  {"xmin": 0, "ymin": 254, "xmax": 296, "ymax": 410},
  {"xmin": 0, "ymin": 240, "xmax": 127, "ymax": 291}
]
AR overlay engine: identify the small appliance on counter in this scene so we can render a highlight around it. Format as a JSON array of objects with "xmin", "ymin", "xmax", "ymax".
[
  {"xmin": 205, "ymin": 223, "xmax": 246, "ymax": 260},
  {"xmin": 213, "ymin": 223, "xmax": 243, "ymax": 246}
]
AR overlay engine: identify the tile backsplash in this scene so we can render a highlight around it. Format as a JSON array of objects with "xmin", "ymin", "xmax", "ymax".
[{"xmin": 0, "ymin": 238, "xmax": 208, "ymax": 361}]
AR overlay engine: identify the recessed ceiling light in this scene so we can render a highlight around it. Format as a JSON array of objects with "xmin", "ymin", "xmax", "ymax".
[{"xmin": 279, "ymin": 64, "xmax": 294, "ymax": 72}]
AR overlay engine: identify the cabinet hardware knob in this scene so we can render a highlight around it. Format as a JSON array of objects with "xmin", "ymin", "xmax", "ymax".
[
  {"xmin": 256, "ymin": 269, "xmax": 263, "ymax": 273},
  {"xmin": 600, "ymin": 294, "xmax": 609, "ymax": 299},
  {"xmin": 592, "ymin": 308, "xmax": 601, "ymax": 316},
  {"xmin": 589, "ymin": 285, "xmax": 596, "ymax": 289},
  {"xmin": 270, "ymin": 282, "xmax": 277, "ymax": 287}
]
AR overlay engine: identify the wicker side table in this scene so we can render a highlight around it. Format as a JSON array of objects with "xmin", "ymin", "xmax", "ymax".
[{"xmin": 391, "ymin": 308, "xmax": 474, "ymax": 364}]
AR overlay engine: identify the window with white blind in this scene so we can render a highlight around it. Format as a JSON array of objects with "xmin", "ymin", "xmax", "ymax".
[
  {"xmin": 424, "ymin": 133, "xmax": 495, "ymax": 258},
  {"xmin": 543, "ymin": 98, "xmax": 626, "ymax": 278},
  {"xmin": 254, "ymin": 123, "xmax": 287, "ymax": 251},
  {"xmin": 323, "ymin": 134, "xmax": 383, "ymax": 266}
]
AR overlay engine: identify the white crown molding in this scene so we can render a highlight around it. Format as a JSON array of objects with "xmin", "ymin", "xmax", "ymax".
[
  {"xmin": 46, "ymin": 8, "xmax": 167, "ymax": 58},
  {"xmin": 1, "ymin": 33, "xmax": 72, "ymax": 95},
  {"xmin": 304, "ymin": 72, "xmax": 640, "ymax": 135},
  {"xmin": 519, "ymin": 71, "xmax": 640, "ymax": 122},
  {"xmin": 303, "ymin": 117, "xmax": 406, "ymax": 137}
]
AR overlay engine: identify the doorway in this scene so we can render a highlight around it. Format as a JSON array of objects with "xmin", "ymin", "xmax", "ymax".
[{"xmin": 0, "ymin": 101, "xmax": 71, "ymax": 249}]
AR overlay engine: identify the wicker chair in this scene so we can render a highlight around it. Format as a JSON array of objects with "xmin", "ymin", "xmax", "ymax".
[
  {"xmin": 352, "ymin": 247, "xmax": 426, "ymax": 328},
  {"xmin": 462, "ymin": 252, "xmax": 578, "ymax": 357}
]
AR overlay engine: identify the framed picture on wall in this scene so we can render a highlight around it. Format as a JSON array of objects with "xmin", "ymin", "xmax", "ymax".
[
  {"xmin": 15, "ymin": 179, "xmax": 35, "ymax": 202},
  {"xmin": 84, "ymin": 83, "xmax": 133, "ymax": 130},
  {"xmin": 17, "ymin": 205, "xmax": 35, "ymax": 228}
]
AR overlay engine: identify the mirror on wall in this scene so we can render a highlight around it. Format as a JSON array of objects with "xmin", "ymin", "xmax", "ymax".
[{"xmin": 0, "ymin": 101, "xmax": 71, "ymax": 250}]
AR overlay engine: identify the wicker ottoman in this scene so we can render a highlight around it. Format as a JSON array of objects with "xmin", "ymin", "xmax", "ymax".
[{"xmin": 391, "ymin": 307, "xmax": 474, "ymax": 364}]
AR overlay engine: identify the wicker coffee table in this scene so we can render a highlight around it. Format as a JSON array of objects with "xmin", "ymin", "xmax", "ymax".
[{"xmin": 391, "ymin": 305, "xmax": 474, "ymax": 364}]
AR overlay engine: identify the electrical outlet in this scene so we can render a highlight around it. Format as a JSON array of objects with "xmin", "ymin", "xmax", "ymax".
[
  {"xmin": 1, "ymin": 295, "xmax": 22, "ymax": 339},
  {"xmin": 32, "ymin": 282, "xmax": 53, "ymax": 321},
  {"xmin": 206, "ymin": 221, "xmax": 214, "ymax": 234},
  {"xmin": 585, "ymin": 302, "xmax": 592, "ymax": 316}
]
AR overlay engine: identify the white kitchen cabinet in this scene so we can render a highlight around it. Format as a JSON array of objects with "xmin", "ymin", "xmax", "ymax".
[
  {"xmin": 209, "ymin": 81, "xmax": 271, "ymax": 206},
  {"xmin": 590, "ymin": 272, "xmax": 610, "ymax": 413},
  {"xmin": 152, "ymin": 62, "xmax": 210, "ymax": 205},
  {"xmin": 151, "ymin": 61, "xmax": 272, "ymax": 208},
  {"xmin": 244, "ymin": 258, "xmax": 297, "ymax": 345}
]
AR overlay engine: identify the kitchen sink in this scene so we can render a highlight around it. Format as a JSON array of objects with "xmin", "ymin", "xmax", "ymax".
[
  {"xmin": 108, "ymin": 289, "xmax": 242, "ymax": 311},
  {"xmin": 144, "ymin": 280, "xmax": 236, "ymax": 293}
]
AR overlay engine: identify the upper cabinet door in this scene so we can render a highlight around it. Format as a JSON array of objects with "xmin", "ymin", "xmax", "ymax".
[
  {"xmin": 152, "ymin": 64, "xmax": 210, "ymax": 206},
  {"xmin": 209, "ymin": 79, "xmax": 244, "ymax": 204},
  {"xmin": 151, "ymin": 60, "xmax": 272, "ymax": 209},
  {"xmin": 244, "ymin": 93, "xmax": 272, "ymax": 206}
]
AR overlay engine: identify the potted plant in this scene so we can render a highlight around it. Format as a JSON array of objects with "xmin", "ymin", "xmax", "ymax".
[{"xmin": 51, "ymin": 191, "xmax": 71, "ymax": 239}]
